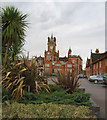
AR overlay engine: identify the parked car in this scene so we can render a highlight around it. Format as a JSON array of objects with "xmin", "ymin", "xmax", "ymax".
[
  {"xmin": 79, "ymin": 74, "xmax": 86, "ymax": 78},
  {"xmin": 95, "ymin": 75, "xmax": 103, "ymax": 83},
  {"xmin": 79, "ymin": 74, "xmax": 84, "ymax": 78},
  {"xmin": 88, "ymin": 76, "xmax": 97, "ymax": 82},
  {"xmin": 88, "ymin": 75, "xmax": 103, "ymax": 83},
  {"xmin": 103, "ymin": 76, "xmax": 107, "ymax": 85}
]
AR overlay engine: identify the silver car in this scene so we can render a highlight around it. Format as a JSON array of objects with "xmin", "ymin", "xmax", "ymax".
[
  {"xmin": 88, "ymin": 76, "xmax": 97, "ymax": 82},
  {"xmin": 88, "ymin": 75, "xmax": 103, "ymax": 83}
]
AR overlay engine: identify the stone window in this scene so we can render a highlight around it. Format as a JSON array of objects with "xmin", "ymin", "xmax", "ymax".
[
  {"xmin": 55, "ymin": 64, "xmax": 61, "ymax": 66},
  {"xmin": 47, "ymin": 56, "xmax": 50, "ymax": 61},
  {"xmin": 93, "ymin": 64, "xmax": 95, "ymax": 70},
  {"xmin": 46, "ymin": 64, "xmax": 49, "ymax": 67},
  {"xmin": 52, "ymin": 62, "xmax": 55, "ymax": 65},
  {"xmin": 73, "ymin": 60, "xmax": 75, "ymax": 64},
  {"xmin": 100, "ymin": 61, "xmax": 101, "ymax": 68},
  {"xmin": 96, "ymin": 63, "xmax": 98, "ymax": 69},
  {"xmin": 67, "ymin": 69, "xmax": 72, "ymax": 72},
  {"xmin": 57, "ymin": 68, "xmax": 61, "ymax": 71},
  {"xmin": 67, "ymin": 64, "xmax": 72, "ymax": 68},
  {"xmin": 47, "ymin": 52, "xmax": 50, "ymax": 55}
]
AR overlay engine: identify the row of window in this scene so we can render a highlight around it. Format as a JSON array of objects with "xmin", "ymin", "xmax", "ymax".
[
  {"xmin": 45, "ymin": 68, "xmax": 72, "ymax": 73},
  {"xmin": 45, "ymin": 64, "xmax": 72, "ymax": 68},
  {"xmin": 46, "ymin": 56, "xmax": 76, "ymax": 63},
  {"xmin": 46, "ymin": 56, "xmax": 58, "ymax": 61},
  {"xmin": 93, "ymin": 61, "xmax": 102, "ymax": 69}
]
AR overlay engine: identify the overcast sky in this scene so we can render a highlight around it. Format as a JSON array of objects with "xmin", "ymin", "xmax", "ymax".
[{"xmin": 2, "ymin": 1, "xmax": 105, "ymax": 69}]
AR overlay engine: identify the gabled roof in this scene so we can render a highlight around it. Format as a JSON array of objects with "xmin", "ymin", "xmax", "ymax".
[
  {"xmin": 86, "ymin": 58, "xmax": 90, "ymax": 67},
  {"xmin": 60, "ymin": 61, "xmax": 67, "ymax": 65},
  {"xmin": 59, "ymin": 57, "xmax": 68, "ymax": 62},
  {"xmin": 53, "ymin": 61, "xmax": 67, "ymax": 66},
  {"xmin": 87, "ymin": 59, "xmax": 90, "ymax": 65},
  {"xmin": 91, "ymin": 51, "xmax": 107, "ymax": 62},
  {"xmin": 54, "ymin": 61, "xmax": 62, "ymax": 66},
  {"xmin": 70, "ymin": 55, "xmax": 82, "ymax": 60}
]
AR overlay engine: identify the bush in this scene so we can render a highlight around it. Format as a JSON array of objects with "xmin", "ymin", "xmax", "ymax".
[
  {"xmin": 2, "ymin": 57, "xmax": 50, "ymax": 99},
  {"xmin": 2, "ymin": 88, "xmax": 12, "ymax": 102},
  {"xmin": 52, "ymin": 70, "xmax": 80, "ymax": 94},
  {"xmin": 2, "ymin": 85, "xmax": 92, "ymax": 106},
  {"xmin": 2, "ymin": 102, "xmax": 96, "ymax": 119},
  {"xmin": 17, "ymin": 87, "xmax": 92, "ymax": 106},
  {"xmin": 49, "ymin": 84, "xmax": 63, "ymax": 92}
]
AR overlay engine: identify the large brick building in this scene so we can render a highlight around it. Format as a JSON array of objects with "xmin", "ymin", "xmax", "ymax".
[
  {"xmin": 86, "ymin": 49, "xmax": 107, "ymax": 77},
  {"xmin": 36, "ymin": 35, "xmax": 83, "ymax": 75}
]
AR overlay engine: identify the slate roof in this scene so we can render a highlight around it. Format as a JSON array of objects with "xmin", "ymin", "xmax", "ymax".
[
  {"xmin": 59, "ymin": 57, "xmax": 68, "ymax": 62},
  {"xmin": 91, "ymin": 51, "xmax": 107, "ymax": 62},
  {"xmin": 86, "ymin": 58, "xmax": 90, "ymax": 67},
  {"xmin": 87, "ymin": 59, "xmax": 90, "ymax": 65},
  {"xmin": 60, "ymin": 61, "xmax": 67, "ymax": 65},
  {"xmin": 71, "ymin": 55, "xmax": 82, "ymax": 60}
]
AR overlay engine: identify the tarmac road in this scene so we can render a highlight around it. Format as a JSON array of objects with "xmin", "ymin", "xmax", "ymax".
[
  {"xmin": 47, "ymin": 76, "xmax": 107, "ymax": 119},
  {"xmin": 79, "ymin": 78, "xmax": 107, "ymax": 119}
]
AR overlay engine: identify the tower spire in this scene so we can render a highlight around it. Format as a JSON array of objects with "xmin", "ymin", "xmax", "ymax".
[
  {"xmin": 69, "ymin": 47, "xmax": 72, "ymax": 53},
  {"xmin": 68, "ymin": 47, "xmax": 72, "ymax": 58},
  {"xmin": 51, "ymin": 33, "xmax": 53, "ymax": 40}
]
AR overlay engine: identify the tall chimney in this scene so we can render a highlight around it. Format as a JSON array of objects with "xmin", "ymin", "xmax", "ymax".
[
  {"xmin": 95, "ymin": 49, "xmax": 99, "ymax": 53},
  {"xmin": 54, "ymin": 37, "xmax": 56, "ymax": 42},
  {"xmin": 48, "ymin": 37, "xmax": 50, "ymax": 42}
]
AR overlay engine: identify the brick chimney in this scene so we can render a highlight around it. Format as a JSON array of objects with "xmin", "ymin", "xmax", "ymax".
[
  {"xmin": 48, "ymin": 37, "xmax": 50, "ymax": 42},
  {"xmin": 54, "ymin": 37, "xmax": 56, "ymax": 42},
  {"xmin": 57, "ymin": 50, "xmax": 59, "ymax": 57},
  {"xmin": 95, "ymin": 49, "xmax": 99, "ymax": 53}
]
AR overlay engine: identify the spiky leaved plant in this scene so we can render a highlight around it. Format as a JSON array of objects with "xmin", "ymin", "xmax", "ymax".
[
  {"xmin": 52, "ymin": 70, "xmax": 80, "ymax": 94},
  {"xmin": 1, "ymin": 57, "xmax": 50, "ymax": 99}
]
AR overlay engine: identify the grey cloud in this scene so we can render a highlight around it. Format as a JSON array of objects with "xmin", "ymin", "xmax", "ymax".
[{"xmin": 1, "ymin": 2, "xmax": 105, "ymax": 70}]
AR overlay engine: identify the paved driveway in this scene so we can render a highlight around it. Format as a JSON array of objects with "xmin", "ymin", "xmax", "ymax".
[
  {"xmin": 47, "ymin": 76, "xmax": 107, "ymax": 119},
  {"xmin": 79, "ymin": 78, "xmax": 106, "ymax": 119}
]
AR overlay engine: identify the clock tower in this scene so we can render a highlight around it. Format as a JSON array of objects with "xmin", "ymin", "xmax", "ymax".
[
  {"xmin": 44, "ymin": 34, "xmax": 59, "ymax": 62},
  {"xmin": 48, "ymin": 34, "xmax": 56, "ymax": 52}
]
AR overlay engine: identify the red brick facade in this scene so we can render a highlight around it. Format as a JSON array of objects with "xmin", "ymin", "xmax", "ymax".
[
  {"xmin": 43, "ymin": 35, "xmax": 82, "ymax": 75},
  {"xmin": 86, "ymin": 50, "xmax": 107, "ymax": 77}
]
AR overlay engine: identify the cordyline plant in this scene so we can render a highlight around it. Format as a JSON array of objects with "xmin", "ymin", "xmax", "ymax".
[
  {"xmin": 52, "ymin": 70, "xmax": 80, "ymax": 94},
  {"xmin": 1, "ymin": 57, "xmax": 50, "ymax": 99}
]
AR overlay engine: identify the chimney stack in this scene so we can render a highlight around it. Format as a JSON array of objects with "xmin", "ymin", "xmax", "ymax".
[
  {"xmin": 54, "ymin": 37, "xmax": 56, "ymax": 42},
  {"xmin": 95, "ymin": 49, "xmax": 99, "ymax": 53},
  {"xmin": 48, "ymin": 37, "xmax": 50, "ymax": 42}
]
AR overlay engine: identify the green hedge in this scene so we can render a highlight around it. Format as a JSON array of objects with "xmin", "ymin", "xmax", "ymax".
[
  {"xmin": 2, "ymin": 85, "xmax": 92, "ymax": 106},
  {"xmin": 16, "ymin": 90, "xmax": 92, "ymax": 106},
  {"xmin": 2, "ymin": 102, "xmax": 96, "ymax": 119}
]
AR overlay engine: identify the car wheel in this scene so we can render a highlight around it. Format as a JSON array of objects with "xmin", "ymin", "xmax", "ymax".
[{"xmin": 94, "ymin": 80, "xmax": 98, "ymax": 84}]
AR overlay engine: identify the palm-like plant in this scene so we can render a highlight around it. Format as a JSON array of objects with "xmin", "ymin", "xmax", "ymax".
[
  {"xmin": 1, "ymin": 57, "xmax": 50, "ymax": 99},
  {"xmin": 2, "ymin": 6, "xmax": 28, "ymax": 66},
  {"xmin": 52, "ymin": 70, "xmax": 80, "ymax": 94}
]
